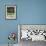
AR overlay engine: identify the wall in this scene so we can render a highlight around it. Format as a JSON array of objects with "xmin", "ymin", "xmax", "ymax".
[
  {"xmin": 0, "ymin": 0, "xmax": 46, "ymax": 44},
  {"xmin": 19, "ymin": 0, "xmax": 46, "ymax": 24}
]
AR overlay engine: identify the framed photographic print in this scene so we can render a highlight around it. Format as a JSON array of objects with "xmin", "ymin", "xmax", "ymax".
[{"xmin": 5, "ymin": 5, "xmax": 16, "ymax": 20}]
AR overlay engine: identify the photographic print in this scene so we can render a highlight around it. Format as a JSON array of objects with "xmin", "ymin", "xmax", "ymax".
[
  {"xmin": 5, "ymin": 5, "xmax": 16, "ymax": 19},
  {"xmin": 18, "ymin": 24, "xmax": 46, "ymax": 41}
]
